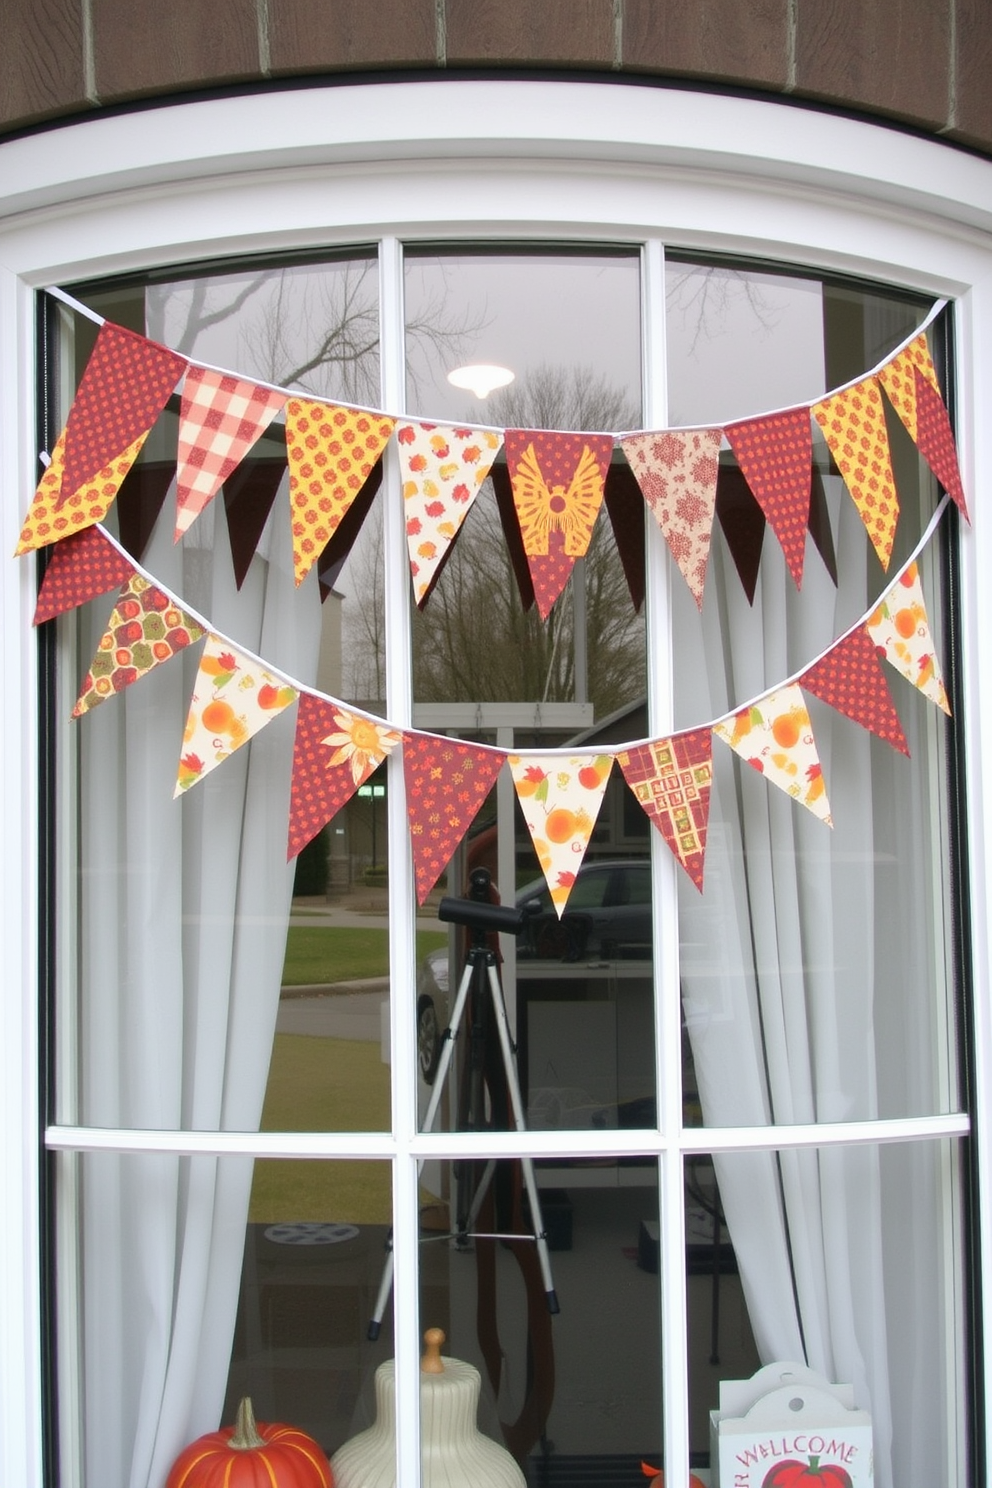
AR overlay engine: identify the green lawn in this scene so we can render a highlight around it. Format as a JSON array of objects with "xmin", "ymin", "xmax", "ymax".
[{"xmin": 282, "ymin": 925, "xmax": 447, "ymax": 985}]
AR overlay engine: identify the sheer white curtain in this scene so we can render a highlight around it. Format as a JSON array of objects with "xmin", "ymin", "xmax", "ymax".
[
  {"xmin": 677, "ymin": 492, "xmax": 951, "ymax": 1488},
  {"xmin": 77, "ymin": 494, "xmax": 320, "ymax": 1487}
]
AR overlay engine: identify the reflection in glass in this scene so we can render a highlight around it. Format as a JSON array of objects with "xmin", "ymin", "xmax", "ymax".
[
  {"xmin": 417, "ymin": 1159, "xmax": 661, "ymax": 1467},
  {"xmin": 690, "ymin": 1141, "xmax": 965, "ymax": 1488}
]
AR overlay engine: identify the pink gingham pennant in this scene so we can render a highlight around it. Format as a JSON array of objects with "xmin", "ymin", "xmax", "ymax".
[{"xmin": 175, "ymin": 366, "xmax": 286, "ymax": 539}]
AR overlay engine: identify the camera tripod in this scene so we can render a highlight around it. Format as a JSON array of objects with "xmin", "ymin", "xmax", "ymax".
[{"xmin": 368, "ymin": 871, "xmax": 560, "ymax": 1339}]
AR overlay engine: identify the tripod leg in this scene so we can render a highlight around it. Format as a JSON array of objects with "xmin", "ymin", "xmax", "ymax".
[{"xmin": 484, "ymin": 962, "xmax": 560, "ymax": 1315}]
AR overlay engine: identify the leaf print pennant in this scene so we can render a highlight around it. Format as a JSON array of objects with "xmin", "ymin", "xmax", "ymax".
[
  {"xmin": 404, "ymin": 733, "xmax": 506, "ymax": 903},
  {"xmin": 397, "ymin": 421, "xmax": 503, "ymax": 606},
  {"xmin": 865, "ymin": 561, "xmax": 950, "ymax": 714},
  {"xmin": 175, "ymin": 638, "xmax": 299, "ymax": 795},
  {"xmin": 713, "ymin": 683, "xmax": 832, "ymax": 824},
  {"xmin": 508, "ymin": 752, "xmax": 614, "ymax": 914}
]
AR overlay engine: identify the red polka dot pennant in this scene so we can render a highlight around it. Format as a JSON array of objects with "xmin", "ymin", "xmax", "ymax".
[
  {"xmin": 33, "ymin": 525, "xmax": 135, "ymax": 625},
  {"xmin": 800, "ymin": 627, "xmax": 909, "ymax": 755},
  {"xmin": 725, "ymin": 408, "xmax": 812, "ymax": 588},
  {"xmin": 59, "ymin": 323, "xmax": 186, "ymax": 507},
  {"xmin": 403, "ymin": 734, "xmax": 506, "ymax": 904}
]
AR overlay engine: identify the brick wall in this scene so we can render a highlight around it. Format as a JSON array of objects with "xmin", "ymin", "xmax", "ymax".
[{"xmin": 1, "ymin": 0, "xmax": 990, "ymax": 154}]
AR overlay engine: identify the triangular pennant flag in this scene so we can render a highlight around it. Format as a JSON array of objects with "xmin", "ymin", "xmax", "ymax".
[
  {"xmin": 865, "ymin": 561, "xmax": 950, "ymax": 714},
  {"xmin": 490, "ymin": 462, "xmax": 536, "ymax": 611},
  {"xmin": 812, "ymin": 378, "xmax": 899, "ymax": 569},
  {"xmin": 504, "ymin": 432, "xmax": 614, "ymax": 620},
  {"xmin": 800, "ymin": 628, "xmax": 909, "ymax": 754},
  {"xmin": 175, "ymin": 367, "xmax": 287, "ymax": 539},
  {"xmin": 223, "ymin": 457, "xmax": 287, "ymax": 589},
  {"xmin": 725, "ymin": 408, "xmax": 812, "ymax": 588},
  {"xmin": 115, "ymin": 459, "xmax": 177, "ymax": 563},
  {"xmin": 15, "ymin": 429, "xmax": 148, "ymax": 556},
  {"xmin": 715, "ymin": 463, "xmax": 766, "ymax": 604},
  {"xmin": 617, "ymin": 730, "xmax": 712, "ymax": 891},
  {"xmin": 33, "ymin": 525, "xmax": 135, "ymax": 625},
  {"xmin": 508, "ymin": 752, "xmax": 614, "ymax": 913},
  {"xmin": 287, "ymin": 695, "xmax": 402, "ymax": 859},
  {"xmin": 60, "ymin": 323, "xmax": 186, "ymax": 504},
  {"xmin": 877, "ymin": 333, "xmax": 968, "ymax": 518},
  {"xmin": 403, "ymin": 734, "xmax": 505, "ymax": 904},
  {"xmin": 72, "ymin": 575, "xmax": 204, "ymax": 716},
  {"xmin": 603, "ymin": 461, "xmax": 647, "ymax": 612},
  {"xmin": 620, "ymin": 428, "xmax": 722, "ymax": 608},
  {"xmin": 175, "ymin": 637, "xmax": 299, "ymax": 794},
  {"xmin": 713, "ymin": 682, "xmax": 832, "ymax": 823},
  {"xmin": 397, "ymin": 421, "xmax": 503, "ymax": 606},
  {"xmin": 285, "ymin": 399, "xmax": 396, "ymax": 586}
]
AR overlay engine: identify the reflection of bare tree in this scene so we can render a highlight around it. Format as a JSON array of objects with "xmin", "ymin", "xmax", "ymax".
[
  {"xmin": 666, "ymin": 264, "xmax": 780, "ymax": 357},
  {"xmin": 407, "ymin": 366, "xmax": 646, "ymax": 719}
]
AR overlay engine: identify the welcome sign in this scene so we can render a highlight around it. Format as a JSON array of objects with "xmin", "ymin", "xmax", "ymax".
[{"xmin": 711, "ymin": 1366, "xmax": 872, "ymax": 1488}]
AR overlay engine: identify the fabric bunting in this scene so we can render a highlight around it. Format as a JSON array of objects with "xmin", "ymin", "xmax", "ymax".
[
  {"xmin": 713, "ymin": 682, "xmax": 832, "ymax": 823},
  {"xmin": 617, "ymin": 731, "xmax": 712, "ymax": 891},
  {"xmin": 72, "ymin": 574, "xmax": 204, "ymax": 716},
  {"xmin": 508, "ymin": 752, "xmax": 614, "ymax": 913},
  {"xmin": 175, "ymin": 367, "xmax": 286, "ymax": 539},
  {"xmin": 620, "ymin": 428, "xmax": 722, "ymax": 608},
  {"xmin": 59, "ymin": 322, "xmax": 186, "ymax": 505},
  {"xmin": 285, "ymin": 399, "xmax": 396, "ymax": 587},
  {"xmin": 288, "ymin": 695, "xmax": 401, "ymax": 859},
  {"xmin": 33, "ymin": 525, "xmax": 135, "ymax": 625},
  {"xmin": 176, "ymin": 637, "xmax": 299, "ymax": 794},
  {"xmin": 504, "ymin": 432, "xmax": 614, "ymax": 619},
  {"xmin": 800, "ymin": 627, "xmax": 909, "ymax": 754},
  {"xmin": 15, "ymin": 430, "xmax": 148, "ymax": 556},
  {"xmin": 877, "ymin": 333, "xmax": 967, "ymax": 518},
  {"xmin": 865, "ymin": 561, "xmax": 950, "ymax": 714},
  {"xmin": 397, "ymin": 421, "xmax": 503, "ymax": 605},
  {"xmin": 725, "ymin": 408, "xmax": 812, "ymax": 588},
  {"xmin": 404, "ymin": 734, "xmax": 505, "ymax": 903},
  {"xmin": 812, "ymin": 378, "xmax": 899, "ymax": 569}
]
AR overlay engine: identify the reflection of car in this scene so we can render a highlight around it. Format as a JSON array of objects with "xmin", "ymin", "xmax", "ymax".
[{"xmin": 415, "ymin": 858, "xmax": 652, "ymax": 1086}]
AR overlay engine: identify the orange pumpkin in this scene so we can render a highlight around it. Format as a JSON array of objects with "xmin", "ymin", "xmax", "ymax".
[
  {"xmin": 166, "ymin": 1397, "xmax": 333, "ymax": 1488},
  {"xmin": 641, "ymin": 1459, "xmax": 707, "ymax": 1488}
]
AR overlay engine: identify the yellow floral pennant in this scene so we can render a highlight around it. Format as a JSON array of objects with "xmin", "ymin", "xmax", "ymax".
[{"xmin": 713, "ymin": 682, "xmax": 832, "ymax": 824}]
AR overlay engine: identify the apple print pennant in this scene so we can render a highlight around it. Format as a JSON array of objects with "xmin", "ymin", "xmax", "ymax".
[
  {"xmin": 713, "ymin": 682, "xmax": 832, "ymax": 823},
  {"xmin": 725, "ymin": 408, "xmax": 812, "ymax": 588},
  {"xmin": 175, "ymin": 367, "xmax": 286, "ymax": 539},
  {"xmin": 33, "ymin": 525, "xmax": 135, "ymax": 625},
  {"xmin": 72, "ymin": 574, "xmax": 204, "ymax": 716},
  {"xmin": 812, "ymin": 378, "xmax": 899, "ymax": 569},
  {"xmin": 397, "ymin": 421, "xmax": 504, "ymax": 605},
  {"xmin": 865, "ymin": 561, "xmax": 950, "ymax": 714},
  {"xmin": 878, "ymin": 333, "xmax": 968, "ymax": 518},
  {"xmin": 504, "ymin": 432, "xmax": 614, "ymax": 620},
  {"xmin": 285, "ymin": 399, "xmax": 396, "ymax": 586},
  {"xmin": 15, "ymin": 429, "xmax": 148, "ymax": 556},
  {"xmin": 617, "ymin": 730, "xmax": 713, "ymax": 891},
  {"xmin": 403, "ymin": 734, "xmax": 506, "ymax": 903},
  {"xmin": 59, "ymin": 323, "xmax": 186, "ymax": 505},
  {"xmin": 288, "ymin": 695, "xmax": 402, "ymax": 858},
  {"xmin": 508, "ymin": 752, "xmax": 614, "ymax": 914},
  {"xmin": 176, "ymin": 638, "xmax": 299, "ymax": 794},
  {"xmin": 799, "ymin": 627, "xmax": 909, "ymax": 754},
  {"xmin": 619, "ymin": 429, "xmax": 722, "ymax": 608}
]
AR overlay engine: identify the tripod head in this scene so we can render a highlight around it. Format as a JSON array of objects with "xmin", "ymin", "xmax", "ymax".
[{"xmin": 437, "ymin": 867, "xmax": 532, "ymax": 945}]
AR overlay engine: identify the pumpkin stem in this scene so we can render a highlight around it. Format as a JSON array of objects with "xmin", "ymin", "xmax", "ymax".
[
  {"xmin": 808, "ymin": 1459, "xmax": 820, "ymax": 1473},
  {"xmin": 230, "ymin": 1397, "xmax": 265, "ymax": 1451}
]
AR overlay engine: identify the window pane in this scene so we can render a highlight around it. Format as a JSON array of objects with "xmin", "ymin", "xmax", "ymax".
[
  {"xmin": 668, "ymin": 273, "xmax": 959, "ymax": 1126},
  {"xmin": 414, "ymin": 1159, "xmax": 662, "ymax": 1469},
  {"xmin": 405, "ymin": 249, "xmax": 653, "ymax": 1140},
  {"xmin": 688, "ymin": 1140, "xmax": 967, "ymax": 1488}
]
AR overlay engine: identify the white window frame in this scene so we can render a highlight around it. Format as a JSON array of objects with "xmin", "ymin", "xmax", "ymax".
[{"xmin": 2, "ymin": 78, "xmax": 992, "ymax": 1487}]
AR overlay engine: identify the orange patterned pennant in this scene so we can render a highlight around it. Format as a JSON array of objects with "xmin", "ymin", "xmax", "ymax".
[
  {"xmin": 812, "ymin": 377, "xmax": 899, "ymax": 569},
  {"xmin": 15, "ymin": 430, "xmax": 148, "ymax": 556},
  {"xmin": 713, "ymin": 683, "xmax": 832, "ymax": 823},
  {"xmin": 285, "ymin": 399, "xmax": 396, "ymax": 586}
]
